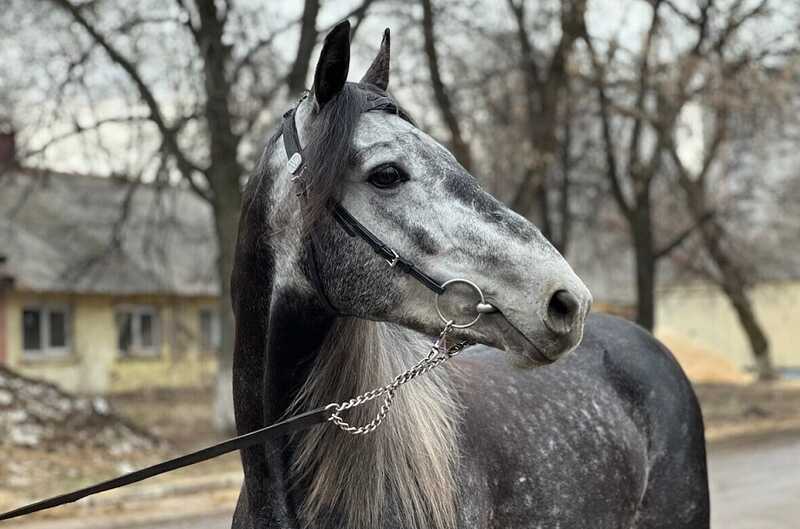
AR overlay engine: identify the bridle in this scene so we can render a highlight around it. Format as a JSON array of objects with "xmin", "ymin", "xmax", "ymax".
[
  {"xmin": 0, "ymin": 93, "xmax": 498, "ymax": 523},
  {"xmin": 281, "ymin": 93, "xmax": 498, "ymax": 327}
]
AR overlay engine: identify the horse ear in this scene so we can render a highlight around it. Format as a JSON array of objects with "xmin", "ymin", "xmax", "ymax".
[
  {"xmin": 312, "ymin": 20, "xmax": 351, "ymax": 109},
  {"xmin": 360, "ymin": 28, "xmax": 390, "ymax": 90}
]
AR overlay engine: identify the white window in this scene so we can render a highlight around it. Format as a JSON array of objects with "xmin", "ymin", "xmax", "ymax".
[
  {"xmin": 22, "ymin": 305, "xmax": 71, "ymax": 359},
  {"xmin": 115, "ymin": 306, "xmax": 160, "ymax": 358},
  {"xmin": 199, "ymin": 308, "xmax": 221, "ymax": 353}
]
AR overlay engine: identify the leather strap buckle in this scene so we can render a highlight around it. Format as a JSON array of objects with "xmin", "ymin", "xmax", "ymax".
[{"xmin": 385, "ymin": 248, "xmax": 400, "ymax": 267}]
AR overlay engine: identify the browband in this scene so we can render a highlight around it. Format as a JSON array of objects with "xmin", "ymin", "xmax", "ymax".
[{"xmin": 281, "ymin": 101, "xmax": 446, "ymax": 309}]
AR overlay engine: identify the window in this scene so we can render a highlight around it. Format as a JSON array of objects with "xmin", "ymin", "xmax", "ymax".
[
  {"xmin": 115, "ymin": 306, "xmax": 160, "ymax": 358},
  {"xmin": 199, "ymin": 308, "xmax": 221, "ymax": 353},
  {"xmin": 21, "ymin": 305, "xmax": 71, "ymax": 358}
]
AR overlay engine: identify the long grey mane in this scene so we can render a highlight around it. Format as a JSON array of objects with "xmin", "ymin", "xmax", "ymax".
[
  {"xmin": 287, "ymin": 318, "xmax": 462, "ymax": 529},
  {"xmin": 261, "ymin": 80, "xmax": 462, "ymax": 529}
]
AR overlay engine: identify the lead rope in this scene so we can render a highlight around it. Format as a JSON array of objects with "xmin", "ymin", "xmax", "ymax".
[{"xmin": 325, "ymin": 321, "xmax": 472, "ymax": 435}]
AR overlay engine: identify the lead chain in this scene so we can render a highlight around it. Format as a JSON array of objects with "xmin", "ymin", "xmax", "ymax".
[{"xmin": 326, "ymin": 322, "xmax": 472, "ymax": 435}]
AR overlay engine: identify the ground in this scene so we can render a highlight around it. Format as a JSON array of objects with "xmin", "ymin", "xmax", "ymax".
[
  {"xmin": 14, "ymin": 434, "xmax": 800, "ymax": 529},
  {"xmin": 659, "ymin": 332, "xmax": 800, "ymax": 441},
  {"xmin": 3, "ymin": 342, "xmax": 800, "ymax": 528}
]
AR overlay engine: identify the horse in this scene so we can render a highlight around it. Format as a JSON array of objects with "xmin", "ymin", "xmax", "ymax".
[{"xmin": 229, "ymin": 21, "xmax": 709, "ymax": 529}]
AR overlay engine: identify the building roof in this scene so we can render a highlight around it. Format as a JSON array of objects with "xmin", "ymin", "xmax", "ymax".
[{"xmin": 0, "ymin": 169, "xmax": 218, "ymax": 297}]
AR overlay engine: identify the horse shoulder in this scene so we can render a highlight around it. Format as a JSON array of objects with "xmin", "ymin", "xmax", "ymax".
[
  {"xmin": 582, "ymin": 312, "xmax": 705, "ymax": 448},
  {"xmin": 452, "ymin": 313, "xmax": 708, "ymax": 528},
  {"xmin": 582, "ymin": 313, "xmax": 710, "ymax": 527}
]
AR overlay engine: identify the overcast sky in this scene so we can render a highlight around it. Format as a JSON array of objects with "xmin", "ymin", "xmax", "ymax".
[{"xmin": 1, "ymin": 0, "xmax": 794, "ymax": 178}]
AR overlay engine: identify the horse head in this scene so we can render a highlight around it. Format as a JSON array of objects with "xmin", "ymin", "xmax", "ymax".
[{"xmin": 260, "ymin": 20, "xmax": 592, "ymax": 366}]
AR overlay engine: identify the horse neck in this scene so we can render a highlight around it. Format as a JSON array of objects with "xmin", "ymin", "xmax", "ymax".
[
  {"xmin": 284, "ymin": 314, "xmax": 463, "ymax": 529},
  {"xmin": 238, "ymin": 139, "xmax": 461, "ymax": 529},
  {"xmin": 262, "ymin": 287, "xmax": 333, "ymax": 421}
]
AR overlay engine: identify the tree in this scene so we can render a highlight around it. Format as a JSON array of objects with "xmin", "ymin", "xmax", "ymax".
[
  {"xmin": 505, "ymin": 0, "xmax": 587, "ymax": 252},
  {"xmin": 581, "ymin": 0, "xmax": 790, "ymax": 333},
  {"xmin": 409, "ymin": 0, "xmax": 589, "ymax": 253},
  {"xmin": 19, "ymin": 0, "xmax": 374, "ymax": 432},
  {"xmin": 666, "ymin": 57, "xmax": 799, "ymax": 380},
  {"xmin": 420, "ymin": 0, "xmax": 473, "ymax": 171}
]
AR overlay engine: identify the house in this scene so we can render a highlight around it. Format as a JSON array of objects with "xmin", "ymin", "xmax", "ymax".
[
  {"xmin": 657, "ymin": 281, "xmax": 800, "ymax": 372},
  {"xmin": 0, "ymin": 140, "xmax": 222, "ymax": 394}
]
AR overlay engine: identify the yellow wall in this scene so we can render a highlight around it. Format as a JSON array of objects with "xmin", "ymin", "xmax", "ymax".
[
  {"xmin": 656, "ymin": 281, "xmax": 800, "ymax": 370},
  {"xmin": 3, "ymin": 290, "xmax": 219, "ymax": 394}
]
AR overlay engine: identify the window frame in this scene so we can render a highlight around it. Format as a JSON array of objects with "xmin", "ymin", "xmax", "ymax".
[
  {"xmin": 21, "ymin": 304, "xmax": 72, "ymax": 360},
  {"xmin": 198, "ymin": 307, "xmax": 222, "ymax": 353},
  {"xmin": 115, "ymin": 305, "xmax": 161, "ymax": 359}
]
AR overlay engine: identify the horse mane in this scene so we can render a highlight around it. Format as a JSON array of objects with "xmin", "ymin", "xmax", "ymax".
[
  {"xmin": 256, "ymin": 81, "xmax": 456, "ymax": 528},
  {"xmin": 287, "ymin": 318, "xmax": 462, "ymax": 529}
]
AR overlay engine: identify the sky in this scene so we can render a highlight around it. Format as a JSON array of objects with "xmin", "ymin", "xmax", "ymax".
[{"xmin": 1, "ymin": 0, "xmax": 794, "ymax": 179}]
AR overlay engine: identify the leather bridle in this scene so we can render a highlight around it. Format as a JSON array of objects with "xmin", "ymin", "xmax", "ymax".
[
  {"xmin": 281, "ymin": 97, "xmax": 446, "ymax": 301},
  {"xmin": 281, "ymin": 94, "xmax": 497, "ymax": 325}
]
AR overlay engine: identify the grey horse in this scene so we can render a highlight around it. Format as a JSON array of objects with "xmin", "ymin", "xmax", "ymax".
[{"xmin": 230, "ymin": 21, "xmax": 709, "ymax": 529}]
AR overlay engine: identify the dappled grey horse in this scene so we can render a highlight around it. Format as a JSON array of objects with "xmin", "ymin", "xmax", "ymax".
[{"xmin": 230, "ymin": 21, "xmax": 709, "ymax": 529}]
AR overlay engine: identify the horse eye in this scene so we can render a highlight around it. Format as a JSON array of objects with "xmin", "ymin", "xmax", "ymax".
[{"xmin": 367, "ymin": 165, "xmax": 407, "ymax": 189}]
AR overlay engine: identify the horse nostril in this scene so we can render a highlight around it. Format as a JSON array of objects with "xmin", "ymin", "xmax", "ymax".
[{"xmin": 544, "ymin": 289, "xmax": 580, "ymax": 336}]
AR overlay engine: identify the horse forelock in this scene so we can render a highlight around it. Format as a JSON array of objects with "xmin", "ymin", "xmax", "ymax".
[
  {"xmin": 255, "ymin": 82, "xmax": 413, "ymax": 235},
  {"xmin": 287, "ymin": 318, "xmax": 462, "ymax": 529}
]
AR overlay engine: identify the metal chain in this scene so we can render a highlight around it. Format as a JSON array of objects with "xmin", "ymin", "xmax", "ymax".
[{"xmin": 326, "ymin": 322, "xmax": 472, "ymax": 435}]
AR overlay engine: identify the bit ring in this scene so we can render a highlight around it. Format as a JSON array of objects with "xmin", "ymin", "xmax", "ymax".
[{"xmin": 435, "ymin": 278, "xmax": 487, "ymax": 329}]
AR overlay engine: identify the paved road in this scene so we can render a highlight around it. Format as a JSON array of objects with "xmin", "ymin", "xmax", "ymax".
[
  {"xmin": 123, "ymin": 512, "xmax": 233, "ymax": 529},
  {"xmin": 708, "ymin": 435, "xmax": 800, "ymax": 529},
  {"xmin": 35, "ymin": 436, "xmax": 800, "ymax": 529}
]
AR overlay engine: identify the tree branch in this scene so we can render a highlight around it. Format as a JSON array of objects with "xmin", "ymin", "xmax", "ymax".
[
  {"xmin": 583, "ymin": 33, "xmax": 633, "ymax": 219},
  {"xmin": 286, "ymin": 0, "xmax": 321, "ymax": 96},
  {"xmin": 628, "ymin": 0, "xmax": 662, "ymax": 181},
  {"xmin": 231, "ymin": 17, "xmax": 299, "ymax": 87},
  {"xmin": 654, "ymin": 209, "xmax": 715, "ymax": 259},
  {"xmin": 48, "ymin": 0, "xmax": 206, "ymax": 191}
]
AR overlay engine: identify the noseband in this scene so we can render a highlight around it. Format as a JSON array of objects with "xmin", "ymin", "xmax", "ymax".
[{"xmin": 281, "ymin": 94, "xmax": 497, "ymax": 327}]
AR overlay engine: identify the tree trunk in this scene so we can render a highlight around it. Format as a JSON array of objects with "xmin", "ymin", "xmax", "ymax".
[
  {"xmin": 420, "ymin": 0, "xmax": 472, "ymax": 171},
  {"xmin": 287, "ymin": 0, "xmax": 321, "ymax": 97},
  {"xmin": 719, "ymin": 280, "xmax": 776, "ymax": 380},
  {"xmin": 212, "ymin": 189, "xmax": 242, "ymax": 432},
  {"xmin": 508, "ymin": 0, "xmax": 585, "ymax": 243},
  {"xmin": 682, "ymin": 173, "xmax": 777, "ymax": 380},
  {"xmin": 194, "ymin": 2, "xmax": 245, "ymax": 432},
  {"xmin": 631, "ymin": 199, "xmax": 656, "ymax": 331},
  {"xmin": 699, "ymin": 219, "xmax": 777, "ymax": 380}
]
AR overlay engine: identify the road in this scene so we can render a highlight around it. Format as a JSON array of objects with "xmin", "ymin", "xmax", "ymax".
[
  {"xmin": 122, "ymin": 512, "xmax": 233, "ymax": 529},
  {"xmin": 708, "ymin": 434, "xmax": 800, "ymax": 529},
  {"xmin": 19, "ymin": 435, "xmax": 800, "ymax": 529},
  {"xmin": 133, "ymin": 435, "xmax": 800, "ymax": 529}
]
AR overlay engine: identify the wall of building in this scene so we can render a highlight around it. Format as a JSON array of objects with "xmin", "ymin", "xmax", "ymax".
[
  {"xmin": 656, "ymin": 281, "xmax": 800, "ymax": 371},
  {"xmin": 4, "ymin": 290, "xmax": 219, "ymax": 394}
]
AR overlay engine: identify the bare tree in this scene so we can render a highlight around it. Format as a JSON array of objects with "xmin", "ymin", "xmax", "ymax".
[
  {"xmin": 581, "ymin": 0, "xmax": 788, "ymax": 332},
  {"xmin": 666, "ymin": 55, "xmax": 799, "ymax": 379},
  {"xmin": 29, "ymin": 0, "xmax": 376, "ymax": 431},
  {"xmin": 409, "ymin": 0, "xmax": 588, "ymax": 253},
  {"xmin": 505, "ymin": 0, "xmax": 587, "ymax": 252}
]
